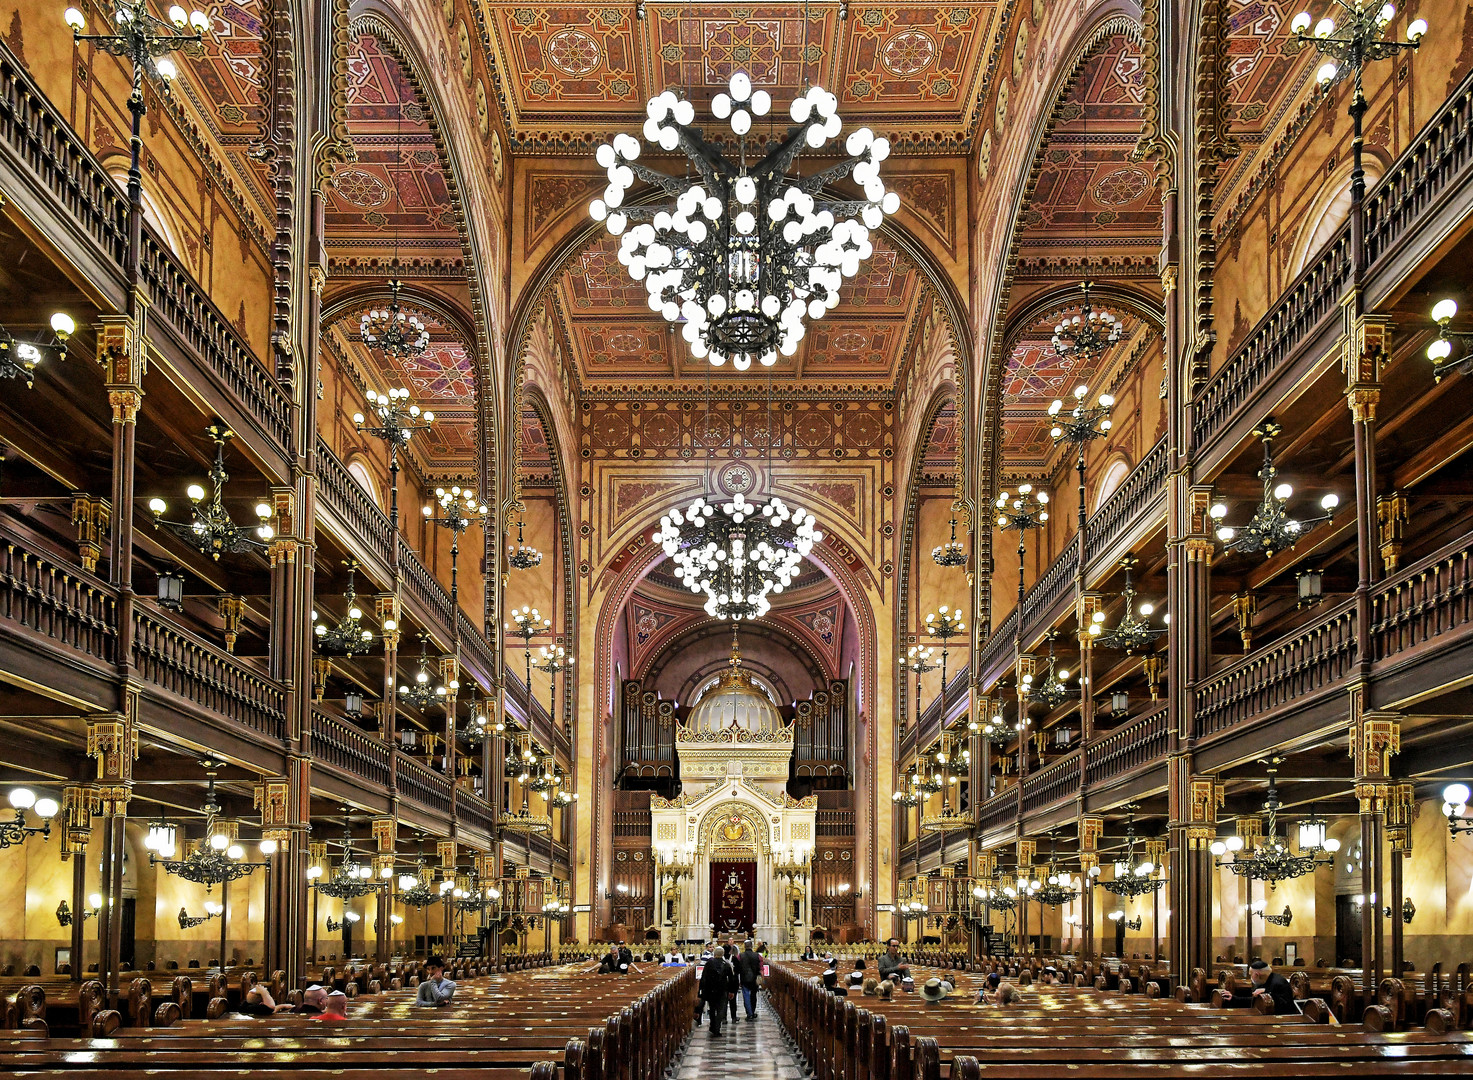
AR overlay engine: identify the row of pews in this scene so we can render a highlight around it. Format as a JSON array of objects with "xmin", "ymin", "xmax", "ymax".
[
  {"xmin": 766, "ymin": 959, "xmax": 1473, "ymax": 1077},
  {"xmin": 0, "ymin": 955, "xmax": 695, "ymax": 1080}
]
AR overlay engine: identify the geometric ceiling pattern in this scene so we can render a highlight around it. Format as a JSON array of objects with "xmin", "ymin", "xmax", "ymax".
[
  {"xmin": 520, "ymin": 407, "xmax": 554, "ymax": 483},
  {"xmin": 552, "ymin": 231, "xmax": 926, "ymax": 386},
  {"xmin": 324, "ymin": 35, "xmax": 461, "ymax": 265},
  {"xmin": 922, "ymin": 404, "xmax": 959, "ymax": 478},
  {"xmin": 480, "ymin": 3, "xmax": 1008, "ymax": 150},
  {"xmin": 1017, "ymin": 33, "xmax": 1161, "ymax": 264}
]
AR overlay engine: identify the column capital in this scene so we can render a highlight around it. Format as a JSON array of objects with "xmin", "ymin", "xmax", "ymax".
[
  {"xmin": 1340, "ymin": 307, "xmax": 1393, "ymax": 391},
  {"xmin": 1351, "ymin": 710, "xmax": 1401, "ymax": 780},
  {"xmin": 70, "ymin": 493, "xmax": 111, "ymax": 573},
  {"xmin": 1079, "ymin": 816, "xmax": 1104, "ymax": 853},
  {"xmin": 372, "ymin": 816, "xmax": 398, "ymax": 852},
  {"xmin": 86, "ymin": 697, "xmax": 139, "ymax": 786}
]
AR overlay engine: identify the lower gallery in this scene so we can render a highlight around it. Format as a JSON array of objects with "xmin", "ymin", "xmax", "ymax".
[{"xmin": 1, "ymin": 0, "xmax": 1472, "ymax": 1073}]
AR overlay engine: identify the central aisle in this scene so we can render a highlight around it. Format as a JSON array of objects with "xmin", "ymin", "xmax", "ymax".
[{"xmin": 671, "ymin": 994, "xmax": 807, "ymax": 1080}]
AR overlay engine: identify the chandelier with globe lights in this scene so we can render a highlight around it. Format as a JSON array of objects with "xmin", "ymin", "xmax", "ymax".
[
  {"xmin": 1100, "ymin": 813, "xmax": 1165, "ymax": 900},
  {"xmin": 1051, "ymin": 281, "xmax": 1123, "ymax": 361},
  {"xmin": 589, "ymin": 73, "xmax": 899, "ymax": 371},
  {"xmin": 1211, "ymin": 758, "xmax": 1339, "ymax": 888},
  {"xmin": 359, "ymin": 279, "xmax": 429, "ymax": 358},
  {"xmin": 652, "ymin": 493, "xmax": 822, "ymax": 621}
]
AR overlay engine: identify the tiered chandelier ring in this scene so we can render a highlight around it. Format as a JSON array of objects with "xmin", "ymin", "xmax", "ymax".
[{"xmin": 590, "ymin": 74, "xmax": 899, "ymax": 371}]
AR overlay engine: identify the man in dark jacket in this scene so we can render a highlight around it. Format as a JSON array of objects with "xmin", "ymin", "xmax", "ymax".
[
  {"xmin": 734, "ymin": 939, "xmax": 764, "ymax": 1020},
  {"xmin": 699, "ymin": 945, "xmax": 735, "ymax": 1035},
  {"xmin": 1247, "ymin": 959, "xmax": 1296, "ymax": 1014}
]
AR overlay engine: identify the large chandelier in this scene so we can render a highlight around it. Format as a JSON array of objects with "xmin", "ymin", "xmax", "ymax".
[
  {"xmin": 589, "ymin": 74, "xmax": 899, "ymax": 371},
  {"xmin": 399, "ymin": 632, "xmax": 448, "ymax": 710},
  {"xmin": 1211, "ymin": 759, "xmax": 1338, "ymax": 888},
  {"xmin": 1210, "ymin": 419, "xmax": 1338, "ymax": 557},
  {"xmin": 652, "ymin": 493, "xmax": 821, "ymax": 621},
  {"xmin": 151, "ymin": 766, "xmax": 265, "ymax": 892},
  {"xmin": 360, "ymin": 279, "xmax": 428, "ymax": 358},
  {"xmin": 1100, "ymin": 814, "xmax": 1164, "ymax": 900}
]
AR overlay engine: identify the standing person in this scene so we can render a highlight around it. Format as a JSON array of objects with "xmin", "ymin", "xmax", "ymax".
[
  {"xmin": 735, "ymin": 939, "xmax": 763, "ymax": 1020},
  {"xmin": 416, "ymin": 956, "xmax": 456, "ymax": 1006},
  {"xmin": 699, "ymin": 945, "xmax": 732, "ymax": 1036},
  {"xmin": 877, "ymin": 938, "xmax": 910, "ymax": 982}
]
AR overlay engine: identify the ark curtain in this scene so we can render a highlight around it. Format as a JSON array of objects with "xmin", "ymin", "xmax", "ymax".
[{"xmin": 709, "ymin": 860, "xmax": 756, "ymax": 936}]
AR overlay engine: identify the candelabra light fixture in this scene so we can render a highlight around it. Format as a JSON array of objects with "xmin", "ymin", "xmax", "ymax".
[
  {"xmin": 309, "ymin": 819, "xmax": 389, "ymax": 900},
  {"xmin": 0, "ymin": 787, "xmax": 60, "ymax": 849},
  {"xmin": 506, "ymin": 512, "xmax": 543, "ymax": 570},
  {"xmin": 56, "ymin": 895, "xmax": 102, "ymax": 926},
  {"xmin": 1107, "ymin": 910, "xmax": 1142, "ymax": 931},
  {"xmin": 1026, "ymin": 633, "xmax": 1072, "ymax": 710},
  {"xmin": 533, "ymin": 645, "xmax": 574, "ymax": 725},
  {"xmin": 932, "ymin": 511, "xmax": 968, "ymax": 568},
  {"xmin": 1210, "ymin": 420, "xmax": 1339, "ymax": 557},
  {"xmin": 151, "ymin": 764, "xmax": 266, "ymax": 891},
  {"xmin": 507, "ymin": 605, "xmax": 551, "ymax": 709},
  {"xmin": 399, "ymin": 632, "xmax": 449, "ymax": 711},
  {"xmin": 313, "ymin": 560, "xmax": 379, "ymax": 657},
  {"xmin": 590, "ymin": 73, "xmax": 900, "ymax": 371},
  {"xmin": 359, "ymin": 278, "xmax": 428, "ymax": 358},
  {"xmin": 148, "ymin": 424, "xmax": 275, "ymax": 560},
  {"xmin": 977, "ymin": 698, "xmax": 1026, "ymax": 743},
  {"xmin": 898, "ymin": 645, "xmax": 938, "ymax": 733},
  {"xmin": 1250, "ymin": 901, "xmax": 1293, "ymax": 928},
  {"xmin": 424, "ymin": 485, "xmax": 489, "ymax": 605},
  {"xmin": 1049, "ymin": 383, "xmax": 1114, "ymax": 447},
  {"xmin": 396, "ymin": 865, "xmax": 439, "ymax": 909},
  {"xmin": 1091, "ymin": 557, "xmax": 1168, "ymax": 653},
  {"xmin": 1100, "ymin": 813, "xmax": 1164, "ymax": 900},
  {"xmin": 920, "ymin": 734, "xmax": 971, "ymax": 835},
  {"xmin": 924, "ymin": 606, "xmax": 966, "ymax": 694},
  {"xmin": 0, "ymin": 312, "xmax": 75, "ymax": 388},
  {"xmin": 1426, "ymin": 299, "xmax": 1473, "ymax": 381},
  {"xmin": 1212, "ymin": 760, "xmax": 1339, "ymax": 887},
  {"xmin": 353, "ymin": 388, "xmax": 432, "ymax": 528},
  {"xmin": 1441, "ymin": 783, "xmax": 1473, "ymax": 836},
  {"xmin": 1051, "ymin": 281, "xmax": 1123, "ymax": 361},
  {"xmin": 177, "ymin": 901, "xmax": 223, "ymax": 929},
  {"xmin": 653, "ymin": 494, "xmax": 822, "ymax": 621},
  {"xmin": 1291, "ymin": 2, "xmax": 1426, "ymax": 91}
]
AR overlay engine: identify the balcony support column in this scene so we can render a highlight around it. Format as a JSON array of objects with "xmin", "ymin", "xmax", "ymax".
[
  {"xmin": 1351, "ymin": 709, "xmax": 1400, "ymax": 992},
  {"xmin": 1168, "ymin": 766, "xmax": 1220, "ymax": 992},
  {"xmin": 1079, "ymin": 816, "xmax": 1102, "ymax": 963}
]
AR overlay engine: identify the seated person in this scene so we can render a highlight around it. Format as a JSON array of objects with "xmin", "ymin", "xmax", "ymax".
[
  {"xmin": 862, "ymin": 977, "xmax": 879, "ymax": 996},
  {"xmin": 596, "ymin": 946, "xmax": 621, "ymax": 973},
  {"xmin": 240, "ymin": 983, "xmax": 292, "ymax": 1016},
  {"xmin": 314, "ymin": 990, "xmax": 349, "ymax": 1022},
  {"xmin": 801, "ymin": 946, "xmax": 817, "ymax": 961},
  {"xmin": 415, "ymin": 956, "xmax": 456, "ymax": 1006},
  {"xmin": 975, "ymin": 972, "xmax": 1002, "ymax": 1003},
  {"xmin": 1236, "ymin": 959, "xmax": 1295, "ymax": 1014},
  {"xmin": 292, "ymin": 984, "xmax": 328, "ymax": 1015},
  {"xmin": 1038, "ymin": 967, "xmax": 1059, "ymax": 986},
  {"xmin": 877, "ymin": 938, "xmax": 910, "ymax": 982}
]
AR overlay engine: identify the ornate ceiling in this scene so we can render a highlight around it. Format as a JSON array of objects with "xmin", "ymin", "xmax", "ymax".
[
  {"xmin": 474, "ymin": 2, "xmax": 1013, "ymax": 152},
  {"xmin": 325, "ymin": 34, "xmax": 464, "ymax": 269},
  {"xmin": 550, "ymin": 229, "xmax": 927, "ymax": 389},
  {"xmin": 520, "ymin": 407, "xmax": 555, "ymax": 484},
  {"xmin": 921, "ymin": 403, "xmax": 959, "ymax": 484}
]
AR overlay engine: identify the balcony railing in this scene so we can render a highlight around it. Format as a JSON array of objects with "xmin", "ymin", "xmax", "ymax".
[
  {"xmin": 310, "ymin": 708, "xmax": 391, "ymax": 789},
  {"xmin": 1372, "ymin": 533, "xmax": 1473, "ymax": 663},
  {"xmin": 1364, "ymin": 71, "xmax": 1473, "ymax": 267},
  {"xmin": 1084, "ymin": 704, "xmax": 1169, "ymax": 788},
  {"xmin": 398, "ymin": 537, "xmax": 456, "ymax": 642},
  {"xmin": 131, "ymin": 609, "xmax": 287, "ymax": 741},
  {"xmin": 1021, "ymin": 750, "xmax": 1082, "ymax": 815},
  {"xmin": 398, "ymin": 752, "xmax": 454, "ymax": 815},
  {"xmin": 1192, "ymin": 599, "xmax": 1359, "ymax": 741},
  {"xmin": 316, "ymin": 440, "xmax": 396, "ymax": 571},
  {"xmin": 0, "ymin": 534, "xmax": 117, "ymax": 666}
]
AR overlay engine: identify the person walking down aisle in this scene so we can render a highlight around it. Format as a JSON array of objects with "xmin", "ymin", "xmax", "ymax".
[
  {"xmin": 699, "ymin": 945, "xmax": 736, "ymax": 1036},
  {"xmin": 735, "ymin": 939, "xmax": 764, "ymax": 1020}
]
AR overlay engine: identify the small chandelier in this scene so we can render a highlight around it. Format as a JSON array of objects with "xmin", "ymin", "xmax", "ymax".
[
  {"xmin": 1051, "ymin": 281, "xmax": 1123, "ymax": 360},
  {"xmin": 590, "ymin": 74, "xmax": 899, "ymax": 371},
  {"xmin": 507, "ymin": 514, "xmax": 543, "ymax": 570},
  {"xmin": 1211, "ymin": 759, "xmax": 1339, "ymax": 888},
  {"xmin": 309, "ymin": 819, "xmax": 388, "ymax": 900},
  {"xmin": 932, "ymin": 513, "xmax": 967, "ymax": 568},
  {"xmin": 151, "ymin": 765, "xmax": 265, "ymax": 892},
  {"xmin": 653, "ymin": 493, "xmax": 821, "ymax": 621},
  {"xmin": 0, "ymin": 311, "xmax": 74, "ymax": 388},
  {"xmin": 1048, "ymin": 383, "xmax": 1114, "ymax": 446},
  {"xmin": 1090, "ymin": 557, "xmax": 1167, "ymax": 653},
  {"xmin": 461, "ymin": 684, "xmax": 491, "ymax": 747},
  {"xmin": 359, "ymin": 279, "xmax": 429, "ymax": 358},
  {"xmin": 1100, "ymin": 814, "xmax": 1164, "ymax": 900},
  {"xmin": 148, "ymin": 423, "xmax": 275, "ymax": 560},
  {"xmin": 1032, "ymin": 836, "xmax": 1079, "ymax": 907},
  {"xmin": 397, "ymin": 869, "xmax": 438, "ymax": 909},
  {"xmin": 499, "ymin": 789, "xmax": 551, "ymax": 836},
  {"xmin": 976, "ymin": 698, "xmax": 1026, "ymax": 743},
  {"xmin": 354, "ymin": 388, "xmax": 433, "ymax": 450},
  {"xmin": 313, "ymin": 560, "xmax": 379, "ymax": 657},
  {"xmin": 1210, "ymin": 419, "xmax": 1338, "ymax": 557},
  {"xmin": 1026, "ymin": 634, "xmax": 1071, "ymax": 709},
  {"xmin": 399, "ymin": 632, "xmax": 448, "ymax": 710}
]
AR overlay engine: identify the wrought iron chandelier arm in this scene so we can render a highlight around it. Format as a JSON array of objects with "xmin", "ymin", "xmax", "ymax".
[{"xmin": 624, "ymin": 161, "xmax": 701, "ymax": 196}]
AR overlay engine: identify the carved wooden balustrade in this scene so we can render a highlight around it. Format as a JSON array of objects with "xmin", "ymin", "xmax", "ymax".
[
  {"xmin": 397, "ymin": 752, "xmax": 454, "ymax": 815},
  {"xmin": 132, "ymin": 609, "xmax": 287, "ymax": 741},
  {"xmin": 316, "ymin": 440, "xmax": 397, "ymax": 571},
  {"xmin": 1084, "ymin": 704, "xmax": 1169, "ymax": 788},
  {"xmin": 1021, "ymin": 749, "xmax": 1083, "ymax": 816},
  {"xmin": 0, "ymin": 534, "xmax": 117, "ymax": 667},
  {"xmin": 1371, "ymin": 534, "xmax": 1473, "ymax": 662},
  {"xmin": 310, "ymin": 708, "xmax": 392, "ymax": 789},
  {"xmin": 1191, "ymin": 600, "xmax": 1359, "ymax": 741}
]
